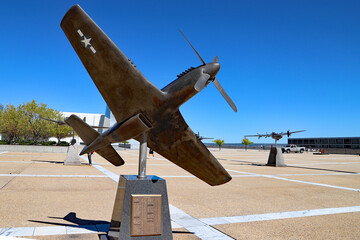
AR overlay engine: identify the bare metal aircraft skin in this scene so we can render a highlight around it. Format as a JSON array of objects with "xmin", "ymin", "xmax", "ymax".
[
  {"xmin": 61, "ymin": 5, "xmax": 236, "ymax": 186},
  {"xmin": 245, "ymin": 130, "xmax": 306, "ymax": 141}
]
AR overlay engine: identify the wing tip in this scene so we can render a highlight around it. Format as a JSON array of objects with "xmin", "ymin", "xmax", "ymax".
[
  {"xmin": 209, "ymin": 174, "xmax": 232, "ymax": 186},
  {"xmin": 60, "ymin": 4, "xmax": 83, "ymax": 28}
]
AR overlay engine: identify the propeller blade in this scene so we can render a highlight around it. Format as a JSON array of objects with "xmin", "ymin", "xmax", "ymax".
[
  {"xmin": 179, "ymin": 29, "xmax": 205, "ymax": 65},
  {"xmin": 213, "ymin": 77, "xmax": 237, "ymax": 112},
  {"xmin": 194, "ymin": 73, "xmax": 210, "ymax": 92},
  {"xmin": 39, "ymin": 116, "xmax": 66, "ymax": 125}
]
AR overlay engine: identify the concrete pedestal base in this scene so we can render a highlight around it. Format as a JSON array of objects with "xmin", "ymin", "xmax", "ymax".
[
  {"xmin": 108, "ymin": 175, "xmax": 173, "ymax": 240},
  {"xmin": 64, "ymin": 144, "xmax": 81, "ymax": 166},
  {"xmin": 267, "ymin": 147, "xmax": 286, "ymax": 167}
]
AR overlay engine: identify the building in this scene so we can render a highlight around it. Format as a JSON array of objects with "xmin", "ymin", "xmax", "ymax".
[
  {"xmin": 50, "ymin": 111, "xmax": 111, "ymax": 144},
  {"xmin": 288, "ymin": 137, "xmax": 360, "ymax": 154}
]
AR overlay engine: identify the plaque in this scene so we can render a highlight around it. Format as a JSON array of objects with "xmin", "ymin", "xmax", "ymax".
[{"xmin": 131, "ymin": 194, "xmax": 162, "ymax": 236}]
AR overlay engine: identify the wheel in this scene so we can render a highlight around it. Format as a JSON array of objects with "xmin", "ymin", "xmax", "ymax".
[
  {"xmin": 286, "ymin": 149, "xmax": 290, "ymax": 153},
  {"xmin": 300, "ymin": 149, "xmax": 304, "ymax": 153}
]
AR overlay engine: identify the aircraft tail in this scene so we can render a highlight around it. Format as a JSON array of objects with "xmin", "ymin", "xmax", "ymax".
[{"xmin": 65, "ymin": 114, "xmax": 124, "ymax": 166}]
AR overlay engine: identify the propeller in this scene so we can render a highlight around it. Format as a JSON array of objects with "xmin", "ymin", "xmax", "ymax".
[
  {"xmin": 179, "ymin": 29, "xmax": 237, "ymax": 112},
  {"xmin": 39, "ymin": 116, "xmax": 66, "ymax": 125}
]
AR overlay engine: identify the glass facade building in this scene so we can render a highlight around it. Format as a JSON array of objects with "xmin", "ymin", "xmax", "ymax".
[{"xmin": 288, "ymin": 137, "xmax": 360, "ymax": 149}]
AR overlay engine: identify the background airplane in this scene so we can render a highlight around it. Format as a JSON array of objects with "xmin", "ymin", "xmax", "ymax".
[{"xmin": 245, "ymin": 130, "xmax": 306, "ymax": 147}]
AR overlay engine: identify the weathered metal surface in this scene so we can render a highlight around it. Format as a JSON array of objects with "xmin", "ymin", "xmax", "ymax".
[
  {"xmin": 65, "ymin": 114, "xmax": 124, "ymax": 166},
  {"xmin": 131, "ymin": 194, "xmax": 162, "ymax": 236},
  {"xmin": 61, "ymin": 5, "xmax": 231, "ymax": 186}
]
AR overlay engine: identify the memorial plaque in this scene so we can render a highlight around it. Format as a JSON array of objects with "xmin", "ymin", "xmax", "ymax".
[{"xmin": 131, "ymin": 194, "xmax": 162, "ymax": 236}]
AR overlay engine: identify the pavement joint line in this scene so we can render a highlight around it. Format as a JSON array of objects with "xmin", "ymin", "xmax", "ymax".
[
  {"xmin": 86, "ymin": 156, "xmax": 234, "ymax": 240},
  {"xmin": 0, "ymin": 174, "xmax": 108, "ymax": 178},
  {"xmin": 200, "ymin": 205, "xmax": 360, "ymax": 225},
  {"xmin": 226, "ymin": 169, "xmax": 360, "ymax": 192}
]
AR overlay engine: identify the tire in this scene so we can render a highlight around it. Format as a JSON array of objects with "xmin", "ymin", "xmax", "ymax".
[
  {"xmin": 300, "ymin": 149, "xmax": 304, "ymax": 153},
  {"xmin": 286, "ymin": 149, "xmax": 290, "ymax": 153}
]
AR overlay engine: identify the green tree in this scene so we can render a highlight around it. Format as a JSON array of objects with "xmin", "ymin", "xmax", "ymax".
[
  {"xmin": 49, "ymin": 110, "xmax": 73, "ymax": 144},
  {"xmin": 0, "ymin": 104, "xmax": 24, "ymax": 143},
  {"xmin": 213, "ymin": 139, "xmax": 225, "ymax": 151},
  {"xmin": 19, "ymin": 100, "xmax": 54, "ymax": 141},
  {"xmin": 242, "ymin": 138, "xmax": 253, "ymax": 151}
]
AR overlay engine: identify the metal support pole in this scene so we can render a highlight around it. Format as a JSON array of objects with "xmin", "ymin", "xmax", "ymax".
[
  {"xmin": 275, "ymin": 140, "xmax": 278, "ymax": 148},
  {"xmin": 137, "ymin": 132, "xmax": 147, "ymax": 179}
]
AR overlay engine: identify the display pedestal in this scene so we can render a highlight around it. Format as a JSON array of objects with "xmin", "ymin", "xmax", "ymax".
[
  {"xmin": 108, "ymin": 175, "xmax": 173, "ymax": 240},
  {"xmin": 266, "ymin": 147, "xmax": 286, "ymax": 167},
  {"xmin": 64, "ymin": 143, "xmax": 81, "ymax": 165}
]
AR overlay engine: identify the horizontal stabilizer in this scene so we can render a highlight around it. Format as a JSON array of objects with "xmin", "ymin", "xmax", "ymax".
[
  {"xmin": 80, "ymin": 113, "xmax": 152, "ymax": 155},
  {"xmin": 65, "ymin": 115, "xmax": 124, "ymax": 166}
]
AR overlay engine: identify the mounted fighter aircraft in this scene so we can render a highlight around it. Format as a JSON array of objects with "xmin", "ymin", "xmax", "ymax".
[
  {"xmin": 60, "ymin": 5, "xmax": 237, "ymax": 186},
  {"xmin": 245, "ymin": 130, "xmax": 306, "ymax": 146}
]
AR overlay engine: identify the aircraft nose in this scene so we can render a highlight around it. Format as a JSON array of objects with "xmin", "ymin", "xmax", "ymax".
[{"xmin": 205, "ymin": 62, "xmax": 220, "ymax": 79}]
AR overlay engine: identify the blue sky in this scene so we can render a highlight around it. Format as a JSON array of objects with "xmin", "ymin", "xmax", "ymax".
[{"xmin": 0, "ymin": 1, "xmax": 359, "ymax": 143}]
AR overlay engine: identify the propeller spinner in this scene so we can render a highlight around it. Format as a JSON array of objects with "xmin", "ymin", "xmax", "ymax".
[{"xmin": 179, "ymin": 29, "xmax": 237, "ymax": 112}]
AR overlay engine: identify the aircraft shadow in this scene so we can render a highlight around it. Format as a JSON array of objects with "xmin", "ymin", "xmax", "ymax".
[
  {"xmin": 29, "ymin": 212, "xmax": 191, "ymax": 235},
  {"xmin": 31, "ymin": 160, "xmax": 64, "ymax": 164},
  {"xmin": 218, "ymin": 158, "xmax": 358, "ymax": 174},
  {"xmin": 286, "ymin": 165, "xmax": 358, "ymax": 174},
  {"xmin": 28, "ymin": 212, "xmax": 109, "ymax": 229}
]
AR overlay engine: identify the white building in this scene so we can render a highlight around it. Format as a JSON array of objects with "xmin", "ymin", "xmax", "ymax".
[{"xmin": 55, "ymin": 106, "xmax": 140, "ymax": 149}]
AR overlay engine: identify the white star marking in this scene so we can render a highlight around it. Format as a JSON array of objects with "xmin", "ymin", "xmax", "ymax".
[
  {"xmin": 77, "ymin": 29, "xmax": 97, "ymax": 54},
  {"xmin": 81, "ymin": 36, "xmax": 92, "ymax": 48}
]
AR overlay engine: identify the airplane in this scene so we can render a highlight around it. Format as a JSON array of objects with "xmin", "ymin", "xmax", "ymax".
[
  {"xmin": 195, "ymin": 132, "xmax": 214, "ymax": 141},
  {"xmin": 60, "ymin": 5, "xmax": 237, "ymax": 186},
  {"xmin": 245, "ymin": 130, "xmax": 306, "ymax": 147}
]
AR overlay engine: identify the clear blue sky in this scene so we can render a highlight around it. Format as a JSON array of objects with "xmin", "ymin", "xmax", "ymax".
[{"xmin": 0, "ymin": 0, "xmax": 359, "ymax": 143}]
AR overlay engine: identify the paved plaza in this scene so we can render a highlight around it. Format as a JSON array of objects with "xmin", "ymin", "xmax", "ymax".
[{"xmin": 0, "ymin": 149, "xmax": 359, "ymax": 239}]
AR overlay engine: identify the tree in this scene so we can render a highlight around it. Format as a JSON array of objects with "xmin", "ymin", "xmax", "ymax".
[
  {"xmin": 49, "ymin": 110, "xmax": 74, "ymax": 144},
  {"xmin": 19, "ymin": 100, "xmax": 54, "ymax": 141},
  {"xmin": 242, "ymin": 138, "xmax": 253, "ymax": 151},
  {"xmin": 0, "ymin": 104, "xmax": 23, "ymax": 143},
  {"xmin": 213, "ymin": 139, "xmax": 225, "ymax": 151}
]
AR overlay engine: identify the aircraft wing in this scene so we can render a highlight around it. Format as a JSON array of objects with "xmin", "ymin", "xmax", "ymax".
[
  {"xmin": 61, "ymin": 5, "xmax": 165, "ymax": 124},
  {"xmin": 146, "ymin": 111, "xmax": 232, "ymax": 186},
  {"xmin": 244, "ymin": 134, "xmax": 262, "ymax": 138},
  {"xmin": 289, "ymin": 130, "xmax": 306, "ymax": 134}
]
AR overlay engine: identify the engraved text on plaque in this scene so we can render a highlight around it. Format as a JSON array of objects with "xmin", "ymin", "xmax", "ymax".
[{"xmin": 131, "ymin": 194, "xmax": 162, "ymax": 236}]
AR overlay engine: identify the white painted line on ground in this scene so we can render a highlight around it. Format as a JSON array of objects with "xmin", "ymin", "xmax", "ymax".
[
  {"xmin": 117, "ymin": 151, "xmax": 167, "ymax": 161},
  {"xmin": 200, "ymin": 205, "xmax": 360, "ymax": 225},
  {"xmin": 80, "ymin": 156, "xmax": 119, "ymax": 182},
  {"xmin": 3, "ymin": 205, "xmax": 360, "ymax": 237},
  {"xmin": 0, "ymin": 174, "xmax": 107, "ymax": 178},
  {"xmin": 88, "ymin": 156, "xmax": 234, "ymax": 239},
  {"xmin": 290, "ymin": 162, "xmax": 360, "ymax": 166},
  {"xmin": 0, "ymin": 224, "xmax": 108, "ymax": 237},
  {"xmin": 0, "ymin": 151, "xmax": 8, "ymax": 155},
  {"xmin": 227, "ymin": 169, "xmax": 360, "ymax": 192},
  {"xmin": 170, "ymin": 205, "xmax": 233, "ymax": 240}
]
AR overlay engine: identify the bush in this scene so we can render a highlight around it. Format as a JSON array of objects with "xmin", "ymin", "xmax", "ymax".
[
  {"xmin": 41, "ymin": 141, "xmax": 56, "ymax": 146},
  {"xmin": 0, "ymin": 140, "xmax": 9, "ymax": 145},
  {"xmin": 58, "ymin": 141, "xmax": 69, "ymax": 146}
]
